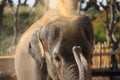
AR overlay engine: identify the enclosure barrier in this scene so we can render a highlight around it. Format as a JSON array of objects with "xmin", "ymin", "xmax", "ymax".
[
  {"xmin": 0, "ymin": 56, "xmax": 16, "ymax": 80},
  {"xmin": 92, "ymin": 42, "xmax": 120, "ymax": 77}
]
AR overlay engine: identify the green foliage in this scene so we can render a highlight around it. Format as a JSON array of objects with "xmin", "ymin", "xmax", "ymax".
[
  {"xmin": 8, "ymin": 0, "xmax": 13, "ymax": 6},
  {"xmin": 0, "ymin": 36, "xmax": 12, "ymax": 51},
  {"xmin": 93, "ymin": 14, "xmax": 120, "ymax": 43},
  {"xmin": 3, "ymin": 13, "xmax": 13, "ymax": 36},
  {"xmin": 114, "ymin": 26, "xmax": 120, "ymax": 41},
  {"xmin": 92, "ymin": 15, "xmax": 106, "ymax": 43},
  {"xmin": 0, "ymin": 6, "xmax": 44, "ymax": 51},
  {"xmin": 18, "ymin": 11, "xmax": 30, "ymax": 32},
  {"xmin": 94, "ymin": 25, "xmax": 106, "ymax": 43},
  {"xmin": 19, "ymin": 12, "xmax": 29, "ymax": 20}
]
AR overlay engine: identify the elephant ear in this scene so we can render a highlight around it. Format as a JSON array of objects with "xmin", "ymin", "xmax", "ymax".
[
  {"xmin": 28, "ymin": 26, "xmax": 45, "ymax": 65},
  {"xmin": 78, "ymin": 16, "xmax": 94, "ymax": 46},
  {"xmin": 77, "ymin": 16, "xmax": 94, "ymax": 64}
]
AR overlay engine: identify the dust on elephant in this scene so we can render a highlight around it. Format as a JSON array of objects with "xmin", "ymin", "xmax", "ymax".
[{"xmin": 15, "ymin": 11, "xmax": 94, "ymax": 80}]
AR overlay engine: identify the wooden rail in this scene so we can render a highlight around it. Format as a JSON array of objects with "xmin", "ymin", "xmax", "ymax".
[
  {"xmin": 93, "ymin": 49, "xmax": 120, "ymax": 56},
  {"xmin": 92, "ymin": 42, "xmax": 120, "ymax": 69},
  {"xmin": 92, "ymin": 68, "xmax": 120, "ymax": 76},
  {"xmin": 92, "ymin": 42, "xmax": 120, "ymax": 78},
  {"xmin": 0, "ymin": 56, "xmax": 15, "ymax": 75}
]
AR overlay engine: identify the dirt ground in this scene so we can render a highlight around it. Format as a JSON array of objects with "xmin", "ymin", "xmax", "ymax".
[
  {"xmin": 92, "ymin": 77, "xmax": 110, "ymax": 80},
  {"xmin": 0, "ymin": 75, "xmax": 110, "ymax": 80},
  {"xmin": 0, "ymin": 74, "xmax": 17, "ymax": 80}
]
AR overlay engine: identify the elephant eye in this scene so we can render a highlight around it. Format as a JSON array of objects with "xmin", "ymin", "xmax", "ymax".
[
  {"xmin": 55, "ymin": 55, "xmax": 61, "ymax": 62},
  {"xmin": 54, "ymin": 55, "xmax": 62, "ymax": 68}
]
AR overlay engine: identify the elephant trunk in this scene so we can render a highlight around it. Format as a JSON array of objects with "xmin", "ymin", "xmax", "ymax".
[
  {"xmin": 61, "ymin": 63, "xmax": 79, "ymax": 80},
  {"xmin": 61, "ymin": 46, "xmax": 90, "ymax": 80}
]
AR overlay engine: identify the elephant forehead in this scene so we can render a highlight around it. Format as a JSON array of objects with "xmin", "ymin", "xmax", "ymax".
[
  {"xmin": 50, "ymin": 24, "xmax": 82, "ymax": 52},
  {"xmin": 40, "ymin": 15, "xmax": 85, "ymax": 53},
  {"xmin": 59, "ymin": 36, "xmax": 81, "ymax": 53},
  {"xmin": 53, "ymin": 32, "xmax": 83, "ymax": 59}
]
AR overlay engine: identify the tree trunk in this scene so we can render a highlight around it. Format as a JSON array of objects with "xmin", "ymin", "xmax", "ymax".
[
  {"xmin": 23, "ymin": 0, "xmax": 27, "ymax": 5},
  {"xmin": 100, "ymin": 1, "xmax": 120, "ymax": 79},
  {"xmin": 100, "ymin": 0, "xmax": 119, "ymax": 71},
  {"xmin": 0, "ymin": 5, "xmax": 3, "ymax": 34},
  {"xmin": 77, "ymin": 0, "xmax": 82, "ymax": 13},
  {"xmin": 105, "ymin": 1, "xmax": 119, "ymax": 76},
  {"xmin": 11, "ymin": 0, "xmax": 20, "ymax": 45}
]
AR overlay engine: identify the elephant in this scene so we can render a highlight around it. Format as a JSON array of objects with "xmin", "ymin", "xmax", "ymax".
[{"xmin": 15, "ymin": 11, "xmax": 94, "ymax": 80}]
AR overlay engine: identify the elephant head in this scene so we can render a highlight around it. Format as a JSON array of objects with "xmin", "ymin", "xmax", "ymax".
[{"xmin": 28, "ymin": 15, "xmax": 93, "ymax": 80}]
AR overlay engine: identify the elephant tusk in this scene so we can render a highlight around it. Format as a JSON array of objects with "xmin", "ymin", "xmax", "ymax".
[
  {"xmin": 72, "ymin": 46, "xmax": 84, "ymax": 80},
  {"xmin": 38, "ymin": 38, "xmax": 45, "ymax": 58}
]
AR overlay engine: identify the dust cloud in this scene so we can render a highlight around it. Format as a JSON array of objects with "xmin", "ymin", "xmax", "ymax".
[{"xmin": 48, "ymin": 0, "xmax": 79, "ymax": 16}]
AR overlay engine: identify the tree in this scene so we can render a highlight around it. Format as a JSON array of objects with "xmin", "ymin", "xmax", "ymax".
[
  {"xmin": 33, "ymin": 0, "xmax": 49, "ymax": 13},
  {"xmin": 77, "ymin": 0, "xmax": 100, "ymax": 20},
  {"xmin": 100, "ymin": 0, "xmax": 120, "ymax": 73},
  {"xmin": 23, "ymin": 0, "xmax": 27, "ymax": 6},
  {"xmin": 9, "ymin": 0, "xmax": 21, "ymax": 45},
  {"xmin": 0, "ymin": 0, "xmax": 13, "ymax": 34},
  {"xmin": 0, "ymin": 0, "xmax": 6, "ymax": 34},
  {"xmin": 34, "ymin": 0, "xmax": 45, "ymax": 7}
]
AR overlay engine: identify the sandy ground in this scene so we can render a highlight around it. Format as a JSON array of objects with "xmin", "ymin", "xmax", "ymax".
[
  {"xmin": 0, "ymin": 74, "xmax": 110, "ymax": 80},
  {"xmin": 92, "ymin": 77, "xmax": 110, "ymax": 80},
  {"xmin": 0, "ymin": 75, "xmax": 110, "ymax": 80}
]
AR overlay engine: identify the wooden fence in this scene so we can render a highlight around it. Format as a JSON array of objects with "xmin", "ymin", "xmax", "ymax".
[
  {"xmin": 92, "ymin": 41, "xmax": 120, "ymax": 69},
  {"xmin": 0, "ymin": 56, "xmax": 16, "ymax": 80}
]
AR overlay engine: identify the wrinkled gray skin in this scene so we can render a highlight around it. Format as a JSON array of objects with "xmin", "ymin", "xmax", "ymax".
[{"xmin": 15, "ymin": 14, "xmax": 94, "ymax": 80}]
